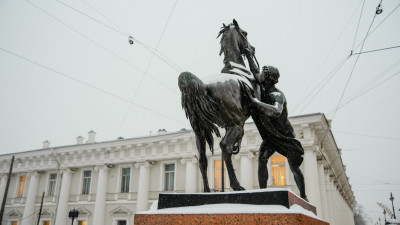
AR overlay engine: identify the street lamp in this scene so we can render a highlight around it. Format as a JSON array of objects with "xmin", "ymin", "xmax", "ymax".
[
  {"xmin": 69, "ymin": 208, "xmax": 79, "ymax": 225},
  {"xmin": 390, "ymin": 192, "xmax": 397, "ymax": 219},
  {"xmin": 383, "ymin": 209, "xmax": 387, "ymax": 224}
]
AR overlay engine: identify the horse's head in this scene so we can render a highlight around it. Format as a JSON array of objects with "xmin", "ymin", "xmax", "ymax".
[{"xmin": 217, "ymin": 19, "xmax": 255, "ymax": 64}]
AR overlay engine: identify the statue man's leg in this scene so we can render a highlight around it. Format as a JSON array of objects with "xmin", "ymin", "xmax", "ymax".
[
  {"xmin": 287, "ymin": 154, "xmax": 308, "ymax": 201},
  {"xmin": 258, "ymin": 141, "xmax": 275, "ymax": 188}
]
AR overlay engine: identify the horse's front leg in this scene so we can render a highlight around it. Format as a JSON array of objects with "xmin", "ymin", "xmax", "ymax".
[
  {"xmin": 220, "ymin": 126, "xmax": 245, "ymax": 191},
  {"xmin": 196, "ymin": 134, "xmax": 210, "ymax": 192}
]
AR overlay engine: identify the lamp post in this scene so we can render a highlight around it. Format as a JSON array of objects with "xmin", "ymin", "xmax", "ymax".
[
  {"xmin": 390, "ymin": 192, "xmax": 396, "ymax": 219},
  {"xmin": 68, "ymin": 208, "xmax": 79, "ymax": 225},
  {"xmin": 383, "ymin": 209, "xmax": 387, "ymax": 224}
]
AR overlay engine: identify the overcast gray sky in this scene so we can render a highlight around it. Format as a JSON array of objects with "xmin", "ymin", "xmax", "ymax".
[{"xmin": 1, "ymin": 0, "xmax": 399, "ymax": 223}]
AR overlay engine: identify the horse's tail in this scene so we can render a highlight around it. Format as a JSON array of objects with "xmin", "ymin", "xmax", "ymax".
[{"xmin": 178, "ymin": 72, "xmax": 221, "ymax": 154}]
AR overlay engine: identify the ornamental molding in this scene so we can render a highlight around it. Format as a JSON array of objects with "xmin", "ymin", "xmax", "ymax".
[{"xmin": 180, "ymin": 156, "xmax": 197, "ymax": 165}]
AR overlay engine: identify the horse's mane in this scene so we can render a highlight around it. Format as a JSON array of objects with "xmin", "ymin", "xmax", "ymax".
[{"xmin": 217, "ymin": 23, "xmax": 235, "ymax": 56}]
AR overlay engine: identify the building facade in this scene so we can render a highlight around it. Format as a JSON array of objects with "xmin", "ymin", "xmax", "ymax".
[{"xmin": 0, "ymin": 113, "xmax": 355, "ymax": 225}]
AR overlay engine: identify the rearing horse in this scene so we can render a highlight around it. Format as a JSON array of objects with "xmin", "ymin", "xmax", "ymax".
[{"xmin": 178, "ymin": 19, "xmax": 260, "ymax": 192}]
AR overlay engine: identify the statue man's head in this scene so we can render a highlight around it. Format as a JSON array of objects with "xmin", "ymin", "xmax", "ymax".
[{"xmin": 262, "ymin": 66, "xmax": 280, "ymax": 85}]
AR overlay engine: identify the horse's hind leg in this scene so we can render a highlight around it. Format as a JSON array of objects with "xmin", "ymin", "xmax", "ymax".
[
  {"xmin": 195, "ymin": 133, "xmax": 211, "ymax": 192},
  {"xmin": 220, "ymin": 125, "xmax": 245, "ymax": 191}
]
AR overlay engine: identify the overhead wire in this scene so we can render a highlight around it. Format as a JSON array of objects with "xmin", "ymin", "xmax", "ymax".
[
  {"xmin": 293, "ymin": 1, "xmax": 400, "ymax": 116},
  {"xmin": 353, "ymin": 45, "xmax": 400, "ymax": 55},
  {"xmin": 80, "ymin": 0, "xmax": 183, "ymax": 72},
  {"xmin": 0, "ymin": 46, "xmax": 189, "ymax": 127},
  {"xmin": 293, "ymin": 55, "xmax": 349, "ymax": 115},
  {"xmin": 116, "ymin": 0, "xmax": 179, "ymax": 136},
  {"xmin": 55, "ymin": 0, "xmax": 183, "ymax": 73},
  {"xmin": 325, "ymin": 58, "xmax": 400, "ymax": 114},
  {"xmin": 24, "ymin": 0, "xmax": 179, "ymax": 96},
  {"xmin": 351, "ymin": 0, "xmax": 367, "ymax": 51},
  {"xmin": 331, "ymin": 2, "xmax": 380, "ymax": 121},
  {"xmin": 290, "ymin": 0, "xmax": 363, "ymax": 115}
]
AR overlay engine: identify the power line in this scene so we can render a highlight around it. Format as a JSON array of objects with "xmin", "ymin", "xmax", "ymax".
[
  {"xmin": 335, "ymin": 69, "xmax": 400, "ymax": 111},
  {"xmin": 351, "ymin": 0, "xmax": 366, "ymax": 51},
  {"xmin": 293, "ymin": 55, "xmax": 349, "ymax": 115},
  {"xmin": 352, "ymin": 2, "xmax": 400, "ymax": 52},
  {"xmin": 293, "ymin": 0, "xmax": 364, "ymax": 115},
  {"xmin": 54, "ymin": 0, "xmax": 183, "ymax": 73},
  {"xmin": 24, "ymin": 0, "xmax": 179, "ymax": 96},
  {"xmin": 333, "ymin": 130, "xmax": 400, "ymax": 141},
  {"xmin": 116, "ymin": 0, "xmax": 179, "ymax": 136},
  {"xmin": 331, "ymin": 4, "xmax": 380, "ymax": 121},
  {"xmin": 0, "ymin": 46, "xmax": 188, "ymax": 126},
  {"xmin": 353, "ymin": 45, "xmax": 400, "ymax": 55},
  {"xmin": 80, "ymin": 0, "xmax": 184, "ymax": 72}
]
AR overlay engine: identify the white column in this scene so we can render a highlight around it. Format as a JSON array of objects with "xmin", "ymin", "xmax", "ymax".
[
  {"xmin": 303, "ymin": 146, "xmax": 322, "ymax": 215},
  {"xmin": 136, "ymin": 161, "xmax": 151, "ymax": 212},
  {"xmin": 0, "ymin": 174, "xmax": 8, "ymax": 206},
  {"xmin": 92, "ymin": 165, "xmax": 109, "ymax": 225},
  {"xmin": 181, "ymin": 157, "xmax": 197, "ymax": 193},
  {"xmin": 22, "ymin": 172, "xmax": 40, "ymax": 225},
  {"xmin": 55, "ymin": 169, "xmax": 73, "ymax": 225},
  {"xmin": 238, "ymin": 152, "xmax": 253, "ymax": 190},
  {"xmin": 317, "ymin": 160, "xmax": 329, "ymax": 220},
  {"xmin": 324, "ymin": 169, "xmax": 333, "ymax": 223}
]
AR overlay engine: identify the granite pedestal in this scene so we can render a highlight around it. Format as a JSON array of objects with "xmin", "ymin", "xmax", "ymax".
[{"xmin": 134, "ymin": 189, "xmax": 328, "ymax": 225}]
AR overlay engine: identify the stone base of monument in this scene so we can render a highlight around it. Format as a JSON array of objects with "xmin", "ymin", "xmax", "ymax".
[{"xmin": 134, "ymin": 189, "xmax": 329, "ymax": 225}]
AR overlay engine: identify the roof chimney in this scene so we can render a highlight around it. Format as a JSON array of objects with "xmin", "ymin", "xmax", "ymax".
[
  {"xmin": 87, "ymin": 130, "xmax": 96, "ymax": 143},
  {"xmin": 157, "ymin": 129, "xmax": 168, "ymax": 135},
  {"xmin": 77, "ymin": 136, "xmax": 84, "ymax": 144},
  {"xmin": 43, "ymin": 140, "xmax": 51, "ymax": 148}
]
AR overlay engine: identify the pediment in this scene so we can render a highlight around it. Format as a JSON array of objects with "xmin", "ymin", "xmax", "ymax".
[
  {"xmin": 110, "ymin": 206, "xmax": 132, "ymax": 215},
  {"xmin": 75, "ymin": 206, "xmax": 91, "ymax": 217},
  {"xmin": 7, "ymin": 209, "xmax": 22, "ymax": 218}
]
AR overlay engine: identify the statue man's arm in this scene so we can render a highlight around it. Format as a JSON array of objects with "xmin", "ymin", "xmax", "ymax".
[{"xmin": 251, "ymin": 91, "xmax": 285, "ymax": 118}]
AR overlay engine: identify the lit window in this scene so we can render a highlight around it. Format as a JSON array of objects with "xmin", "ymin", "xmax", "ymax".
[
  {"xmin": 120, "ymin": 168, "xmax": 131, "ymax": 193},
  {"xmin": 164, "ymin": 164, "xmax": 175, "ymax": 191},
  {"xmin": 214, "ymin": 160, "xmax": 227, "ymax": 191},
  {"xmin": 117, "ymin": 220, "xmax": 127, "ymax": 225},
  {"xmin": 271, "ymin": 155, "xmax": 286, "ymax": 186},
  {"xmin": 47, "ymin": 173, "xmax": 57, "ymax": 196},
  {"xmin": 12, "ymin": 221, "xmax": 18, "ymax": 225},
  {"xmin": 17, "ymin": 175, "xmax": 26, "ymax": 197},
  {"xmin": 42, "ymin": 221, "xmax": 50, "ymax": 225},
  {"xmin": 78, "ymin": 221, "xmax": 86, "ymax": 225},
  {"xmin": 81, "ymin": 170, "xmax": 92, "ymax": 195}
]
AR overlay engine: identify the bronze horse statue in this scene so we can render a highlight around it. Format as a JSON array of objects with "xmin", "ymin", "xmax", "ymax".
[{"xmin": 178, "ymin": 19, "xmax": 261, "ymax": 192}]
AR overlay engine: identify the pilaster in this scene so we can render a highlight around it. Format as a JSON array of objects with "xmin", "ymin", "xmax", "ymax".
[
  {"xmin": 235, "ymin": 152, "xmax": 254, "ymax": 190},
  {"xmin": 136, "ymin": 161, "xmax": 151, "ymax": 212},
  {"xmin": 181, "ymin": 157, "xmax": 198, "ymax": 193},
  {"xmin": 303, "ymin": 145, "xmax": 322, "ymax": 216},
  {"xmin": 22, "ymin": 171, "xmax": 40, "ymax": 225},
  {"xmin": 55, "ymin": 168, "xmax": 74, "ymax": 225},
  {"xmin": 92, "ymin": 165, "xmax": 110, "ymax": 225}
]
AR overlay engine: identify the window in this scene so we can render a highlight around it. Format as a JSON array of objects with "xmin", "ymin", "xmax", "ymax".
[
  {"xmin": 42, "ymin": 221, "xmax": 50, "ymax": 225},
  {"xmin": 117, "ymin": 220, "xmax": 127, "ymax": 225},
  {"xmin": 81, "ymin": 170, "xmax": 92, "ymax": 195},
  {"xmin": 120, "ymin": 168, "xmax": 131, "ymax": 193},
  {"xmin": 214, "ymin": 160, "xmax": 227, "ymax": 191},
  {"xmin": 164, "ymin": 164, "xmax": 175, "ymax": 191},
  {"xmin": 78, "ymin": 221, "xmax": 86, "ymax": 225},
  {"xmin": 271, "ymin": 155, "xmax": 286, "ymax": 186},
  {"xmin": 47, "ymin": 173, "xmax": 57, "ymax": 196},
  {"xmin": 17, "ymin": 175, "xmax": 26, "ymax": 197},
  {"xmin": 12, "ymin": 221, "xmax": 18, "ymax": 225}
]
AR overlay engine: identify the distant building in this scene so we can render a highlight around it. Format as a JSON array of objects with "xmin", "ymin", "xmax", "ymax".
[{"xmin": 0, "ymin": 113, "xmax": 355, "ymax": 225}]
